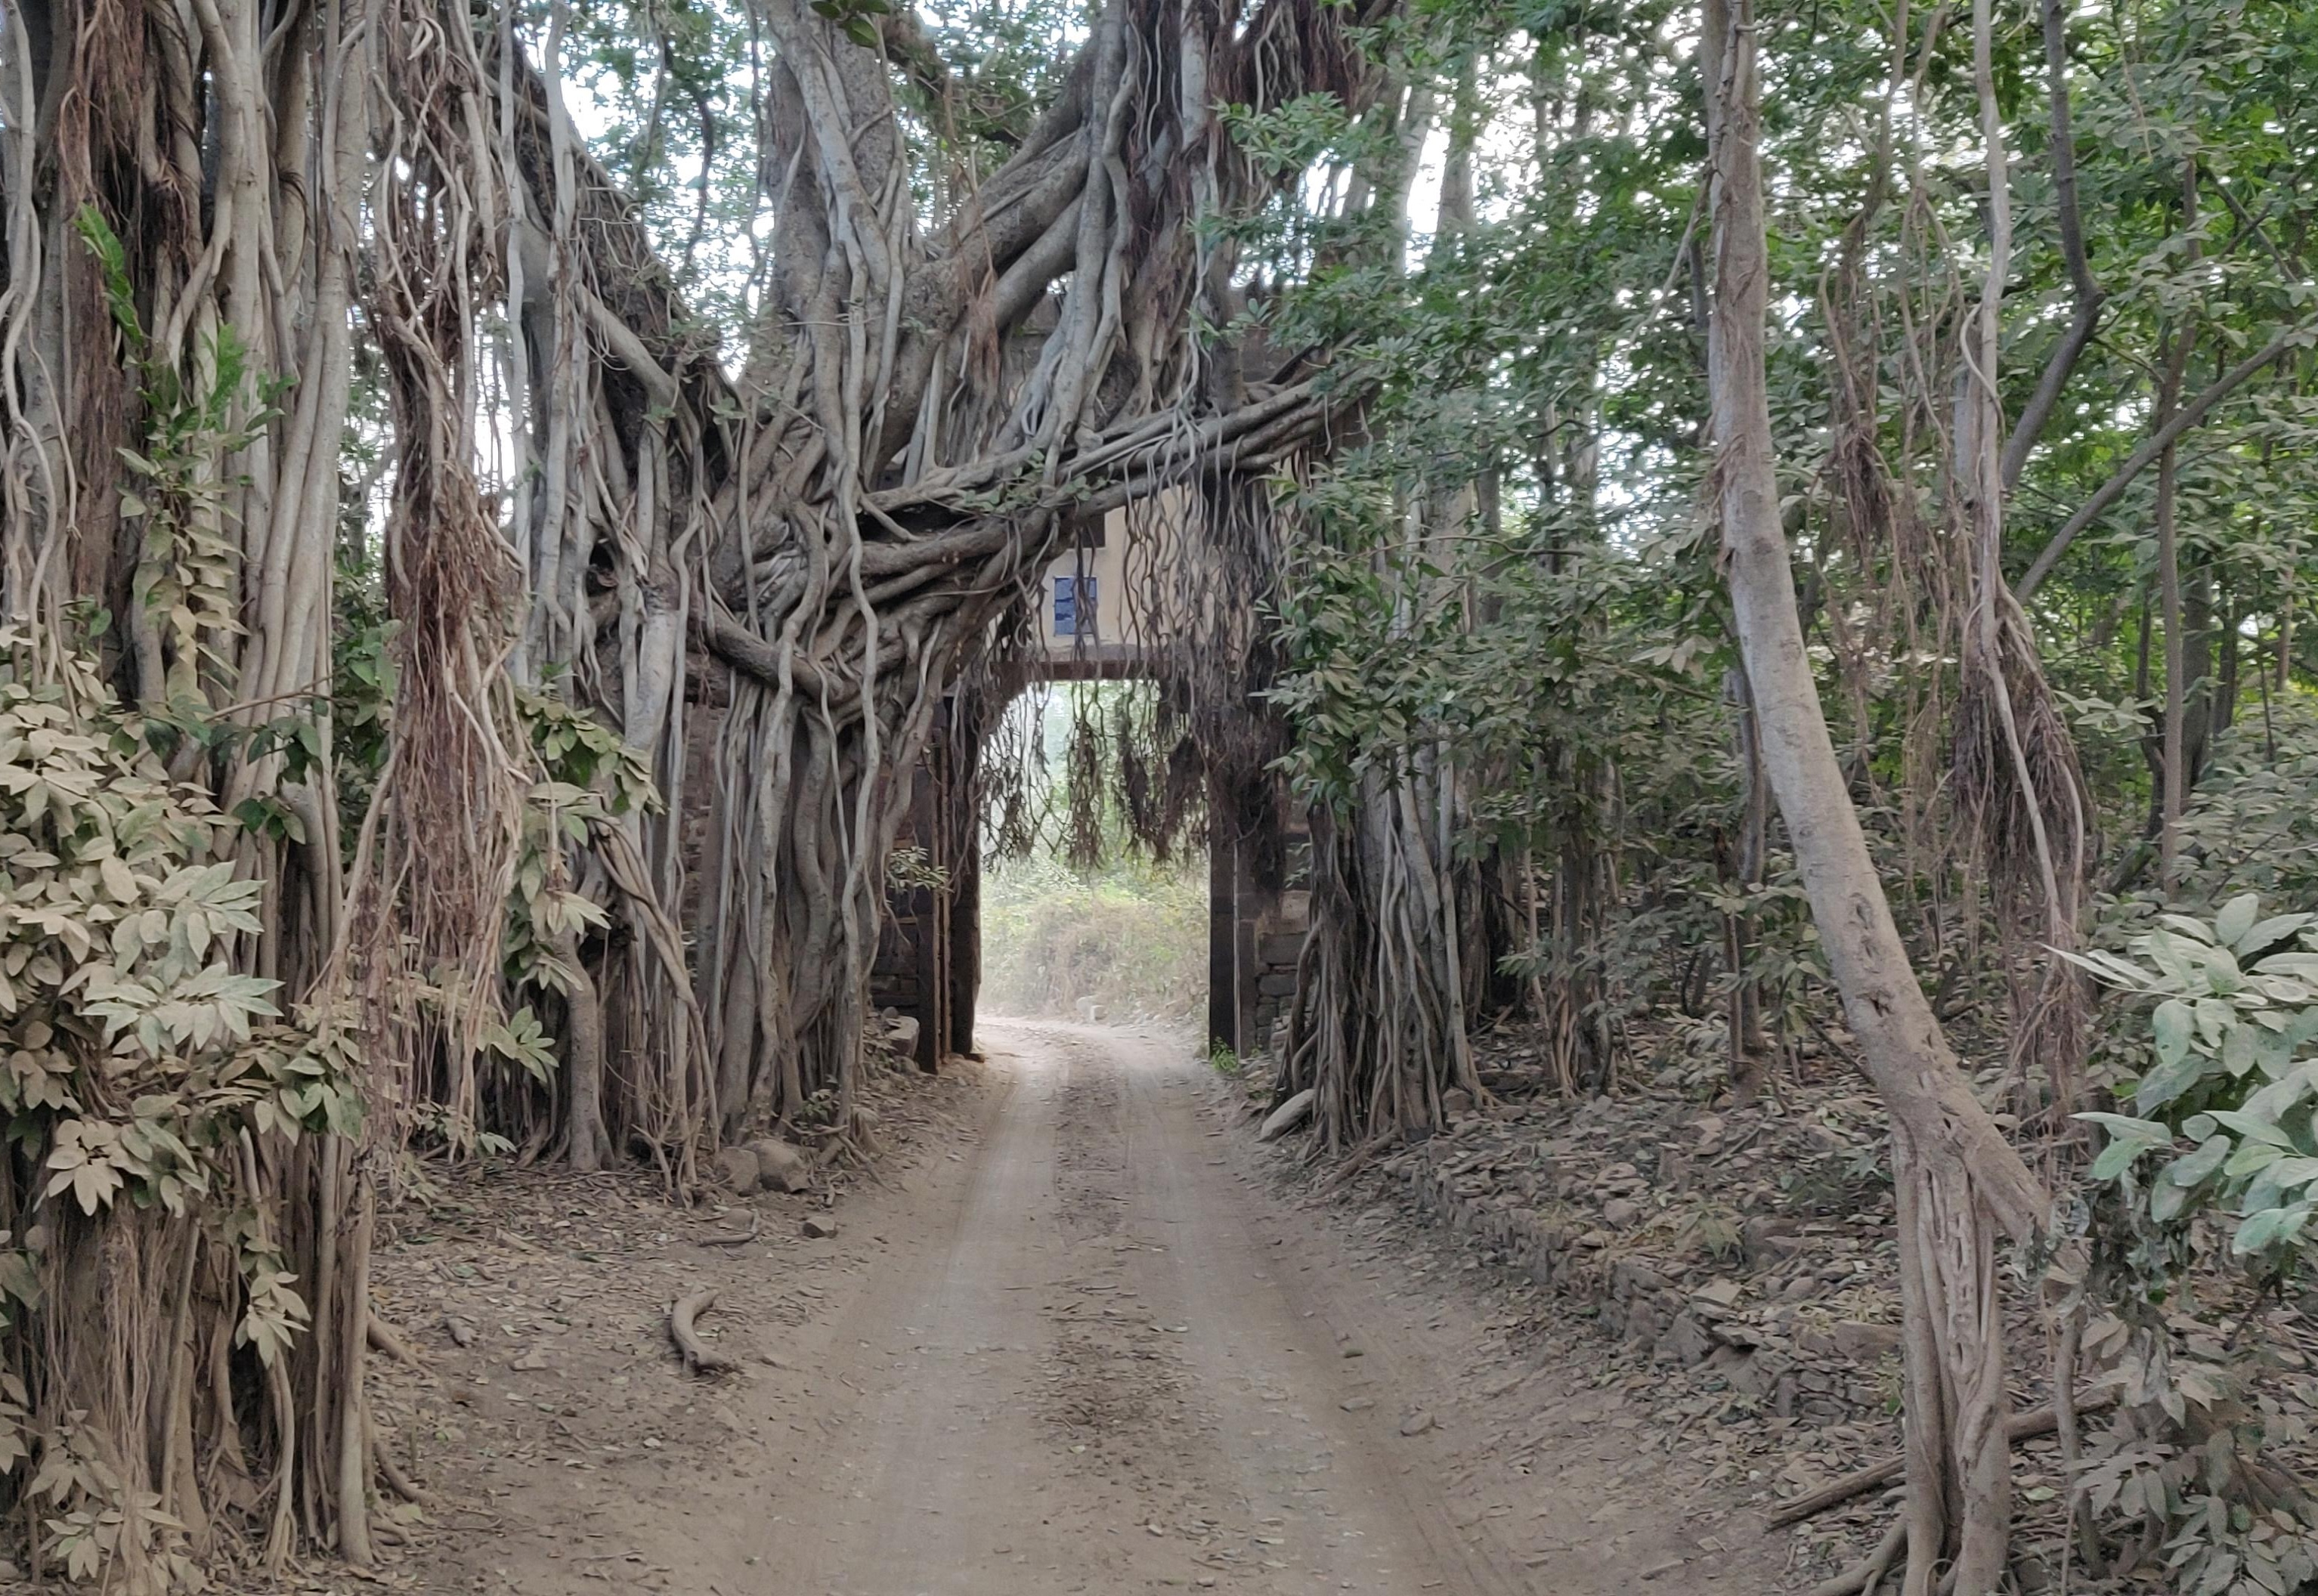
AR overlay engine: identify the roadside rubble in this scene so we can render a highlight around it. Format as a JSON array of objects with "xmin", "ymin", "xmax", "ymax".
[{"xmin": 1233, "ymin": 1023, "xmax": 2318, "ymax": 1591}]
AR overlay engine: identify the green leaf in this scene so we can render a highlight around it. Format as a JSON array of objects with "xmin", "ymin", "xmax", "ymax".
[
  {"xmin": 2227, "ymin": 1139, "xmax": 2286, "ymax": 1180},
  {"xmin": 0, "ymin": 1252, "xmax": 41, "ymax": 1310},
  {"xmin": 2211, "ymin": 1109, "xmax": 2295, "ymax": 1147},
  {"xmin": 2093, "ymin": 1134, "xmax": 2161, "ymax": 1182},
  {"xmin": 2153, "ymin": 998, "xmax": 2194, "ymax": 1066},
  {"xmin": 2239, "ymin": 913, "xmax": 2313, "ymax": 954},
  {"xmin": 2233, "ymin": 1204, "xmax": 2312, "ymax": 1256},
  {"xmin": 2215, "ymin": 893, "xmax": 2260, "ymax": 948},
  {"xmin": 2134, "ymin": 1050, "xmax": 2207, "ymax": 1114},
  {"xmin": 2157, "ymin": 916, "xmax": 2219, "ymax": 947},
  {"xmin": 72, "ymin": 205, "xmax": 147, "ymax": 352},
  {"xmin": 2077, "ymin": 1112, "xmax": 2173, "ymax": 1141},
  {"xmin": 2166, "ymin": 1135, "xmax": 2232, "ymax": 1188},
  {"xmin": 2264, "ymin": 1155, "xmax": 2318, "ymax": 1193},
  {"xmin": 2056, "ymin": 947, "xmax": 2150, "ymax": 988}
]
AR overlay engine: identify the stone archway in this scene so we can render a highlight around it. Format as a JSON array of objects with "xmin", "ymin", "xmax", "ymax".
[{"xmin": 868, "ymin": 509, "xmax": 1309, "ymax": 1070}]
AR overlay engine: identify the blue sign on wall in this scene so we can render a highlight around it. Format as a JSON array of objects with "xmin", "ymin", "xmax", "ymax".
[{"xmin": 1054, "ymin": 575, "xmax": 1097, "ymax": 636}]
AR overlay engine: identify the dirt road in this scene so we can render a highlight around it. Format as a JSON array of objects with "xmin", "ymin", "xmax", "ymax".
[
  {"xmin": 409, "ymin": 1022, "xmax": 1766, "ymax": 1595},
  {"xmin": 760, "ymin": 1020, "xmax": 1532, "ymax": 1594}
]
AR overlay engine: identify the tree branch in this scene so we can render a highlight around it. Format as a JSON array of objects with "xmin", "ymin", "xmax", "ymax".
[
  {"xmin": 2013, "ymin": 323, "xmax": 2309, "ymax": 602},
  {"xmin": 879, "ymin": 9, "xmax": 972, "ymax": 127},
  {"xmin": 1998, "ymin": 0, "xmax": 2104, "ymax": 494}
]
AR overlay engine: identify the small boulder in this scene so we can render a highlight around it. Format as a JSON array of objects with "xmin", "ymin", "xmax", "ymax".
[
  {"xmin": 1613, "ymin": 1260, "xmax": 1672, "ymax": 1298},
  {"xmin": 1398, "ymin": 1411, "xmax": 1437, "ymax": 1437},
  {"xmin": 1832, "ymin": 1320, "xmax": 1903, "ymax": 1364},
  {"xmin": 1602, "ymin": 1197, "xmax": 1644, "ymax": 1229},
  {"xmin": 884, "ymin": 1013, "xmax": 921, "ymax": 1059},
  {"xmin": 1724, "ymin": 1343, "xmax": 1771, "ymax": 1390},
  {"xmin": 1661, "ymin": 1313, "xmax": 1713, "ymax": 1367},
  {"xmin": 1258, "ymin": 1088, "xmax": 1318, "ymax": 1142},
  {"xmin": 801, "ymin": 1215, "xmax": 840, "ymax": 1239},
  {"xmin": 1691, "ymin": 1278, "xmax": 1744, "ymax": 1313},
  {"xmin": 1741, "ymin": 1215, "xmax": 1802, "ymax": 1267},
  {"xmin": 712, "ymin": 1146, "xmax": 762, "ymax": 1192},
  {"xmin": 748, "ymin": 1138, "xmax": 812, "ymax": 1193}
]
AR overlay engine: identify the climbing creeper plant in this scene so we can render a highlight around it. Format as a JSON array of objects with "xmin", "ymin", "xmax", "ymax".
[
  {"xmin": 500, "ymin": 688, "xmax": 656, "ymax": 1008},
  {"xmin": 0, "ymin": 628, "xmax": 361, "ymax": 1581}
]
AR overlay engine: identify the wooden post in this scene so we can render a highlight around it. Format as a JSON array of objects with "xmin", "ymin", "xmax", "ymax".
[
  {"xmin": 948, "ymin": 818, "xmax": 981, "ymax": 1056},
  {"xmin": 1234, "ymin": 836, "xmax": 1262, "ymax": 1056},
  {"xmin": 1209, "ymin": 830, "xmax": 1239, "ymax": 1056},
  {"xmin": 912, "ymin": 719, "xmax": 949, "ymax": 1072}
]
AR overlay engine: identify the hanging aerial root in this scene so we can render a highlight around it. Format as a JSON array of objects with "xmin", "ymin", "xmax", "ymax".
[{"xmin": 1952, "ymin": 590, "xmax": 2094, "ymax": 1114}]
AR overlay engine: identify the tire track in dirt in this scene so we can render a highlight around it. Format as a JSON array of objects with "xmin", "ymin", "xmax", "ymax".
[
  {"xmin": 423, "ymin": 1021, "xmax": 1762, "ymax": 1596},
  {"xmin": 766, "ymin": 1021, "xmax": 1520, "ymax": 1594}
]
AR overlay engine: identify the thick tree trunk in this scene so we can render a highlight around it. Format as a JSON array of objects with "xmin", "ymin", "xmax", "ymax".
[
  {"xmin": 0, "ymin": 0, "xmax": 1384, "ymax": 1578},
  {"xmin": 1280, "ymin": 73, "xmax": 1501, "ymax": 1143},
  {"xmin": 1701, "ymin": 0, "xmax": 2050, "ymax": 1585}
]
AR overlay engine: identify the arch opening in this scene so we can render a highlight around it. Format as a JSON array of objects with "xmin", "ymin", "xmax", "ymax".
[{"xmin": 868, "ymin": 514, "xmax": 1311, "ymax": 1070}]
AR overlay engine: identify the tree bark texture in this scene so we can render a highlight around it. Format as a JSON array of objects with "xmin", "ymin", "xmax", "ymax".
[
  {"xmin": 2, "ymin": 0, "xmax": 384, "ymax": 1573},
  {"xmin": 488, "ymin": 0, "xmax": 1379, "ymax": 1146}
]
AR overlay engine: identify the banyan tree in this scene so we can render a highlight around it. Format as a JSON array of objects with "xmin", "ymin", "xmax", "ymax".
[{"xmin": 0, "ymin": 0, "xmax": 1379, "ymax": 1576}]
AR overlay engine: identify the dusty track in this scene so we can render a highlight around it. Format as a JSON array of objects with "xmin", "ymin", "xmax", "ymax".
[
  {"xmin": 757, "ymin": 1020, "xmax": 1531, "ymax": 1594},
  {"xmin": 415, "ymin": 1021, "xmax": 1771, "ymax": 1595}
]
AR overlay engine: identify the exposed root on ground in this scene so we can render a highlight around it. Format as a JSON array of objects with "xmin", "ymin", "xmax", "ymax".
[
  {"xmin": 670, "ymin": 1288, "xmax": 742, "ymax": 1374},
  {"xmin": 1767, "ymin": 1392, "xmax": 2114, "ymax": 1529}
]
